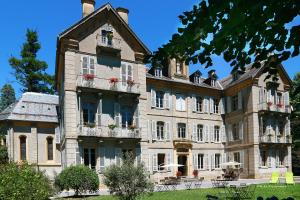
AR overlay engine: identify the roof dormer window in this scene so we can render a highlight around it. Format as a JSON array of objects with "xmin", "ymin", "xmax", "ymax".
[
  {"xmin": 194, "ymin": 76, "xmax": 200, "ymax": 84},
  {"xmin": 211, "ymin": 79, "xmax": 216, "ymax": 87},
  {"xmin": 176, "ymin": 62, "xmax": 183, "ymax": 75},
  {"xmin": 154, "ymin": 68, "xmax": 162, "ymax": 78}
]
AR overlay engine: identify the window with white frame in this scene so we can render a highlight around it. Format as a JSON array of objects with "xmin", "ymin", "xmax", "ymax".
[
  {"xmin": 197, "ymin": 124, "xmax": 203, "ymax": 142},
  {"xmin": 82, "ymin": 102, "xmax": 96, "ymax": 125},
  {"xmin": 232, "ymin": 95, "xmax": 238, "ymax": 111},
  {"xmin": 211, "ymin": 79, "xmax": 216, "ymax": 87},
  {"xmin": 196, "ymin": 97, "xmax": 203, "ymax": 112},
  {"xmin": 214, "ymin": 126, "xmax": 220, "ymax": 142},
  {"xmin": 121, "ymin": 64, "xmax": 133, "ymax": 87},
  {"xmin": 215, "ymin": 154, "xmax": 221, "ymax": 168},
  {"xmin": 279, "ymin": 151, "xmax": 285, "ymax": 166},
  {"xmin": 154, "ymin": 68, "xmax": 162, "ymax": 77},
  {"xmin": 157, "ymin": 121, "xmax": 165, "ymax": 140},
  {"xmin": 260, "ymin": 150, "xmax": 267, "ymax": 167},
  {"xmin": 177, "ymin": 123, "xmax": 186, "ymax": 138},
  {"xmin": 176, "ymin": 62, "xmax": 183, "ymax": 74},
  {"xmin": 213, "ymin": 99, "xmax": 219, "ymax": 114},
  {"xmin": 176, "ymin": 94, "xmax": 186, "ymax": 111},
  {"xmin": 158, "ymin": 153, "xmax": 166, "ymax": 171},
  {"xmin": 121, "ymin": 106, "xmax": 133, "ymax": 128},
  {"xmin": 83, "ymin": 148, "xmax": 96, "ymax": 169},
  {"xmin": 233, "ymin": 152, "xmax": 240, "ymax": 163},
  {"xmin": 197, "ymin": 154, "xmax": 204, "ymax": 169},
  {"xmin": 156, "ymin": 91, "xmax": 164, "ymax": 108},
  {"xmin": 82, "ymin": 56, "xmax": 95, "ymax": 76},
  {"xmin": 194, "ymin": 76, "xmax": 200, "ymax": 84},
  {"xmin": 232, "ymin": 123, "xmax": 239, "ymax": 140}
]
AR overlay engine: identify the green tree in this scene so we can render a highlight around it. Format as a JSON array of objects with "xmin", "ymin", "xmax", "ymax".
[
  {"xmin": 104, "ymin": 152, "xmax": 154, "ymax": 200},
  {"xmin": 54, "ymin": 165, "xmax": 99, "ymax": 196},
  {"xmin": 148, "ymin": 0, "xmax": 300, "ymax": 80},
  {"xmin": 0, "ymin": 84, "xmax": 16, "ymax": 112},
  {"xmin": 9, "ymin": 29, "xmax": 55, "ymax": 94},
  {"xmin": 0, "ymin": 163, "xmax": 53, "ymax": 200}
]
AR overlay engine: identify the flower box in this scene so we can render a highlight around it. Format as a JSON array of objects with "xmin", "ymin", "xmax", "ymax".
[{"xmin": 83, "ymin": 74, "xmax": 95, "ymax": 80}]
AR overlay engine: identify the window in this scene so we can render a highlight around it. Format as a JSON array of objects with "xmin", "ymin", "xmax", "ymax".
[
  {"xmin": 232, "ymin": 95, "xmax": 238, "ymax": 111},
  {"xmin": 121, "ymin": 64, "xmax": 133, "ymax": 87},
  {"xmin": 158, "ymin": 153, "xmax": 166, "ymax": 171},
  {"xmin": 121, "ymin": 106, "xmax": 133, "ymax": 128},
  {"xmin": 197, "ymin": 125, "xmax": 203, "ymax": 142},
  {"xmin": 214, "ymin": 126, "xmax": 220, "ymax": 142},
  {"xmin": 279, "ymin": 151, "xmax": 285, "ymax": 166},
  {"xmin": 177, "ymin": 123, "xmax": 186, "ymax": 138},
  {"xmin": 47, "ymin": 137, "xmax": 54, "ymax": 161},
  {"xmin": 196, "ymin": 97, "xmax": 203, "ymax": 112},
  {"xmin": 233, "ymin": 152, "xmax": 240, "ymax": 163},
  {"xmin": 194, "ymin": 76, "xmax": 200, "ymax": 84},
  {"xmin": 232, "ymin": 123, "xmax": 239, "ymax": 140},
  {"xmin": 82, "ymin": 56, "xmax": 95, "ymax": 75},
  {"xmin": 211, "ymin": 79, "xmax": 216, "ymax": 87},
  {"xmin": 276, "ymin": 92, "xmax": 282, "ymax": 105},
  {"xmin": 197, "ymin": 154, "xmax": 204, "ymax": 169},
  {"xmin": 213, "ymin": 99, "xmax": 219, "ymax": 114},
  {"xmin": 261, "ymin": 150, "xmax": 267, "ymax": 167},
  {"xmin": 84, "ymin": 148, "xmax": 96, "ymax": 169},
  {"xmin": 154, "ymin": 68, "xmax": 162, "ymax": 77},
  {"xmin": 215, "ymin": 154, "xmax": 221, "ymax": 168},
  {"xmin": 176, "ymin": 94, "xmax": 186, "ymax": 111},
  {"xmin": 176, "ymin": 62, "xmax": 183, "ymax": 74},
  {"xmin": 82, "ymin": 102, "xmax": 96, "ymax": 125},
  {"xmin": 156, "ymin": 91, "xmax": 164, "ymax": 108},
  {"xmin": 20, "ymin": 136, "xmax": 26, "ymax": 161},
  {"xmin": 157, "ymin": 121, "xmax": 165, "ymax": 140}
]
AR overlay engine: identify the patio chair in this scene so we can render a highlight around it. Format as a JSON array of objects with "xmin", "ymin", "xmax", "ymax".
[
  {"xmin": 285, "ymin": 171, "xmax": 295, "ymax": 185},
  {"xmin": 270, "ymin": 171, "xmax": 279, "ymax": 184}
]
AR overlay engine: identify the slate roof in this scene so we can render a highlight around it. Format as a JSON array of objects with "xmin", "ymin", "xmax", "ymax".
[{"xmin": 0, "ymin": 92, "xmax": 59, "ymax": 123}]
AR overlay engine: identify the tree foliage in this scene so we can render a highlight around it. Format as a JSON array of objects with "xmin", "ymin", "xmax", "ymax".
[
  {"xmin": 0, "ymin": 84, "xmax": 16, "ymax": 112},
  {"xmin": 0, "ymin": 146, "xmax": 8, "ymax": 164},
  {"xmin": 0, "ymin": 163, "xmax": 52, "ymax": 200},
  {"xmin": 54, "ymin": 165, "xmax": 99, "ymax": 196},
  {"xmin": 148, "ymin": 0, "xmax": 300, "ymax": 80},
  {"xmin": 104, "ymin": 152, "xmax": 154, "ymax": 200},
  {"xmin": 9, "ymin": 29, "xmax": 55, "ymax": 94}
]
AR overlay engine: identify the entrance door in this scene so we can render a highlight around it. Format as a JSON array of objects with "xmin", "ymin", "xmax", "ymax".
[
  {"xmin": 177, "ymin": 155, "xmax": 188, "ymax": 176},
  {"xmin": 83, "ymin": 148, "xmax": 96, "ymax": 169}
]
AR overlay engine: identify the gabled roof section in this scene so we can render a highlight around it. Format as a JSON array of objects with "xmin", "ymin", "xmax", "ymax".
[
  {"xmin": 58, "ymin": 3, "xmax": 151, "ymax": 55},
  {"xmin": 220, "ymin": 63, "xmax": 292, "ymax": 89},
  {"xmin": 0, "ymin": 92, "xmax": 59, "ymax": 123}
]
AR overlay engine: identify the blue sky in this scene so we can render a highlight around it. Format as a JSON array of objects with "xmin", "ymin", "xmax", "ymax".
[{"xmin": 0, "ymin": 0, "xmax": 299, "ymax": 97}]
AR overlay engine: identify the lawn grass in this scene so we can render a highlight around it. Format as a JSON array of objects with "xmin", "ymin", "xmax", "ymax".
[{"xmin": 63, "ymin": 184, "xmax": 300, "ymax": 200}]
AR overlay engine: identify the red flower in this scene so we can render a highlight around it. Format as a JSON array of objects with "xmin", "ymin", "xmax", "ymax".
[
  {"xmin": 109, "ymin": 77, "xmax": 118, "ymax": 84},
  {"xmin": 83, "ymin": 74, "xmax": 95, "ymax": 80},
  {"xmin": 176, "ymin": 171, "xmax": 182, "ymax": 177},
  {"xmin": 277, "ymin": 103, "xmax": 283, "ymax": 108},
  {"xmin": 267, "ymin": 101, "xmax": 273, "ymax": 107},
  {"xmin": 193, "ymin": 170, "xmax": 198, "ymax": 177}
]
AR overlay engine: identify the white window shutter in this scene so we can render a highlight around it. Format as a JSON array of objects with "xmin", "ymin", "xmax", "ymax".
[
  {"xmin": 152, "ymin": 154, "xmax": 158, "ymax": 172},
  {"xmin": 55, "ymin": 126, "xmax": 60, "ymax": 144},
  {"xmin": 268, "ymin": 150, "xmax": 272, "ymax": 168},
  {"xmin": 167, "ymin": 153, "xmax": 171, "ymax": 171},
  {"xmin": 165, "ymin": 122, "xmax": 171, "ymax": 141},
  {"xmin": 222, "ymin": 153, "xmax": 227, "ymax": 164},
  {"xmin": 89, "ymin": 57, "xmax": 95, "ymax": 75},
  {"xmin": 99, "ymin": 147, "xmax": 105, "ymax": 173},
  {"xmin": 193, "ymin": 154, "xmax": 197, "ymax": 169},
  {"xmin": 82, "ymin": 56, "xmax": 88, "ymax": 75},
  {"xmin": 204, "ymin": 98, "xmax": 209, "ymax": 113},
  {"xmin": 227, "ymin": 96, "xmax": 231, "ymax": 113},
  {"xmin": 164, "ymin": 92, "xmax": 170, "ymax": 109},
  {"xmin": 97, "ymin": 98, "xmax": 102, "ymax": 127},
  {"xmin": 238, "ymin": 91, "xmax": 242, "ymax": 110},
  {"xmin": 148, "ymin": 154, "xmax": 152, "ymax": 173},
  {"xmin": 210, "ymin": 125, "xmax": 215, "ymax": 143},
  {"xmin": 192, "ymin": 124, "xmax": 197, "ymax": 142},
  {"xmin": 205, "ymin": 125, "xmax": 209, "ymax": 142},
  {"xmin": 240, "ymin": 150, "xmax": 244, "ymax": 168},
  {"xmin": 220, "ymin": 98, "xmax": 225, "ymax": 114},
  {"xmin": 114, "ymin": 103, "xmax": 121, "ymax": 127},
  {"xmin": 221, "ymin": 125, "xmax": 226, "ymax": 143},
  {"xmin": 135, "ymin": 148, "xmax": 141, "ymax": 165},
  {"xmin": 239, "ymin": 121, "xmax": 244, "ymax": 140},
  {"xmin": 228, "ymin": 124, "xmax": 232, "ymax": 141},
  {"xmin": 210, "ymin": 98, "xmax": 214, "ymax": 114},
  {"xmin": 192, "ymin": 95, "xmax": 196, "ymax": 112},
  {"xmin": 204, "ymin": 154, "xmax": 209, "ymax": 170},
  {"xmin": 151, "ymin": 120, "xmax": 157, "ymax": 141},
  {"xmin": 115, "ymin": 148, "xmax": 122, "ymax": 166},
  {"xmin": 151, "ymin": 89, "xmax": 156, "ymax": 107},
  {"xmin": 211, "ymin": 154, "xmax": 215, "ymax": 170}
]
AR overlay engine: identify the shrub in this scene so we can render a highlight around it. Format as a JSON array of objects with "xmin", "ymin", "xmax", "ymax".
[
  {"xmin": 0, "ymin": 162, "xmax": 52, "ymax": 200},
  {"xmin": 104, "ymin": 152, "xmax": 154, "ymax": 200},
  {"xmin": 0, "ymin": 146, "xmax": 8, "ymax": 164},
  {"xmin": 55, "ymin": 165, "xmax": 99, "ymax": 196}
]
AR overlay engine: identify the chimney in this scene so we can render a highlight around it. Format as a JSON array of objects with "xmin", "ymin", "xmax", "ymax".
[
  {"xmin": 116, "ymin": 7, "xmax": 129, "ymax": 24},
  {"xmin": 81, "ymin": 0, "xmax": 95, "ymax": 18}
]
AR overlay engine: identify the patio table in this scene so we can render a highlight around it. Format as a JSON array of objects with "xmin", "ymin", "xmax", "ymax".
[{"xmin": 225, "ymin": 185, "xmax": 250, "ymax": 200}]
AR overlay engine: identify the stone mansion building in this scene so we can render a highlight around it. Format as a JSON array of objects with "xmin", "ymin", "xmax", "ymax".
[{"xmin": 0, "ymin": 1, "xmax": 293, "ymax": 181}]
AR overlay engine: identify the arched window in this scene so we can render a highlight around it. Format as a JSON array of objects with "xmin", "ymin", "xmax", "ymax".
[
  {"xmin": 47, "ymin": 137, "xmax": 54, "ymax": 161},
  {"xmin": 19, "ymin": 136, "xmax": 26, "ymax": 161}
]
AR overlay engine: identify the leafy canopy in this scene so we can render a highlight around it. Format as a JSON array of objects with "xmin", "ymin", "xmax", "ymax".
[
  {"xmin": 104, "ymin": 152, "xmax": 154, "ymax": 200},
  {"xmin": 9, "ymin": 29, "xmax": 55, "ymax": 94},
  {"xmin": 148, "ymin": 0, "xmax": 300, "ymax": 81},
  {"xmin": 0, "ymin": 84, "xmax": 16, "ymax": 112}
]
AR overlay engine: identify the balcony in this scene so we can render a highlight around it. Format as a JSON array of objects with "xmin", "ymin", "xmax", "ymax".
[
  {"xmin": 96, "ymin": 34, "xmax": 121, "ymax": 54},
  {"xmin": 77, "ymin": 75, "xmax": 140, "ymax": 95},
  {"xmin": 78, "ymin": 125, "xmax": 141, "ymax": 139},
  {"xmin": 259, "ymin": 135, "xmax": 292, "ymax": 144},
  {"xmin": 258, "ymin": 102, "xmax": 291, "ymax": 114}
]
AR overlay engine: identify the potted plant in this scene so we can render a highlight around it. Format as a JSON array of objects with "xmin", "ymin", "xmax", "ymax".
[
  {"xmin": 267, "ymin": 101, "xmax": 273, "ymax": 107},
  {"xmin": 83, "ymin": 74, "xmax": 95, "ymax": 80},
  {"xmin": 277, "ymin": 103, "xmax": 283, "ymax": 108},
  {"xmin": 128, "ymin": 124, "xmax": 136, "ymax": 131},
  {"xmin": 192, "ymin": 170, "xmax": 198, "ymax": 178},
  {"xmin": 127, "ymin": 79, "xmax": 135, "ymax": 86},
  {"xmin": 84, "ymin": 122, "xmax": 96, "ymax": 128},
  {"xmin": 109, "ymin": 77, "xmax": 118, "ymax": 84},
  {"xmin": 176, "ymin": 171, "xmax": 182, "ymax": 178},
  {"xmin": 108, "ymin": 124, "xmax": 117, "ymax": 130}
]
